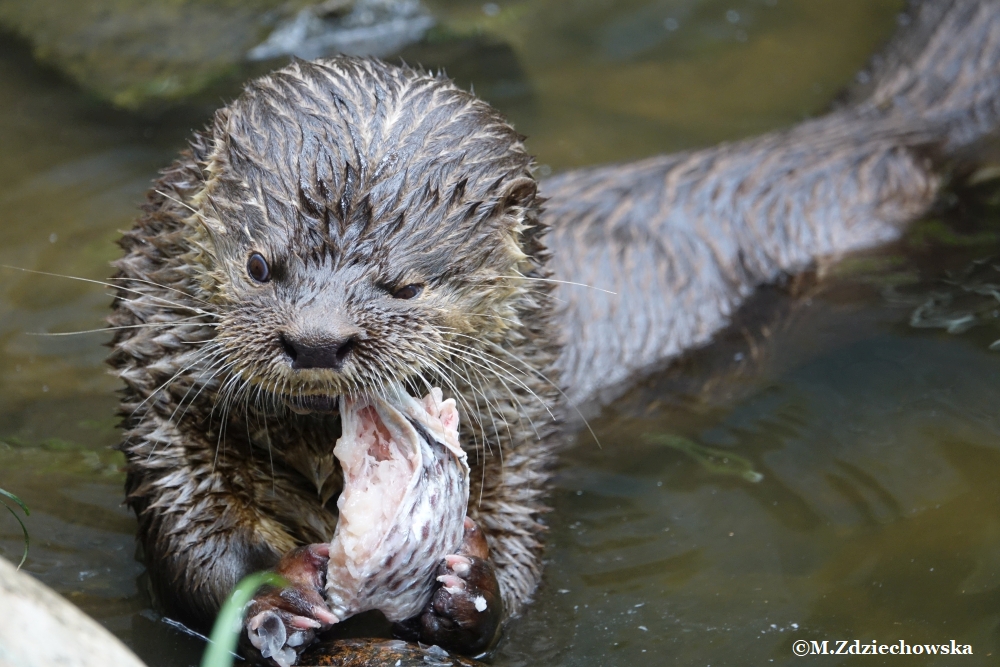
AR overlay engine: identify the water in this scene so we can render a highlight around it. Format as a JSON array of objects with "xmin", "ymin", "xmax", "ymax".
[
  {"xmin": 500, "ymin": 240, "xmax": 1000, "ymax": 664},
  {"xmin": 8, "ymin": 0, "xmax": 1000, "ymax": 664}
]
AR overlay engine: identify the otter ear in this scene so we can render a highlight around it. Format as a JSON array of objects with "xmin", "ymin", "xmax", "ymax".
[
  {"xmin": 494, "ymin": 178, "xmax": 538, "ymax": 232},
  {"xmin": 502, "ymin": 179, "xmax": 537, "ymax": 211}
]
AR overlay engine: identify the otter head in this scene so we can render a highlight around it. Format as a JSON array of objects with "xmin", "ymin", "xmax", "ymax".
[{"xmin": 188, "ymin": 58, "xmax": 547, "ymax": 414}]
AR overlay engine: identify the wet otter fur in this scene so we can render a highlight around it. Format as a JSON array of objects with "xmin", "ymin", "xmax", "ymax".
[
  {"xmin": 108, "ymin": 57, "xmax": 559, "ymax": 643},
  {"xmin": 107, "ymin": 0, "xmax": 1000, "ymax": 661}
]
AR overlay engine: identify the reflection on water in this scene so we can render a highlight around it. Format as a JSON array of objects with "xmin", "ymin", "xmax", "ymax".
[
  {"xmin": 9, "ymin": 1, "xmax": 1000, "ymax": 665},
  {"xmin": 503, "ymin": 272, "xmax": 1000, "ymax": 665},
  {"xmin": 422, "ymin": 0, "xmax": 903, "ymax": 169}
]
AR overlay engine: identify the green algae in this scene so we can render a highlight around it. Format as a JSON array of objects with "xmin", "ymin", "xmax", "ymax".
[
  {"xmin": 644, "ymin": 433, "xmax": 763, "ymax": 483},
  {"xmin": 826, "ymin": 254, "xmax": 920, "ymax": 288},
  {"xmin": 0, "ymin": 0, "xmax": 300, "ymax": 110},
  {"xmin": 907, "ymin": 218, "xmax": 1000, "ymax": 248}
]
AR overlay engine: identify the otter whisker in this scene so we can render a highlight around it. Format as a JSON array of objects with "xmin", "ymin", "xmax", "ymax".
[
  {"xmin": 168, "ymin": 347, "xmax": 232, "ymax": 431},
  {"xmin": 431, "ymin": 352, "xmax": 496, "ymax": 499},
  {"xmin": 28, "ymin": 317, "xmax": 217, "ymax": 336},
  {"xmin": 128, "ymin": 347, "xmax": 226, "ymax": 421},
  {"xmin": 439, "ymin": 341, "xmax": 558, "ymax": 426},
  {"xmin": 107, "ymin": 274, "xmax": 213, "ymax": 307},
  {"xmin": 463, "ymin": 362, "xmax": 509, "ymax": 493},
  {"xmin": 212, "ymin": 367, "xmax": 255, "ymax": 469},
  {"xmin": 431, "ymin": 355, "xmax": 502, "ymax": 468},
  {"xmin": 1, "ymin": 265, "xmax": 214, "ymax": 317},
  {"xmin": 436, "ymin": 340, "xmax": 542, "ymax": 446},
  {"xmin": 511, "ymin": 271, "xmax": 617, "ymax": 295},
  {"xmin": 154, "ymin": 189, "xmax": 201, "ymax": 217},
  {"xmin": 145, "ymin": 362, "xmax": 228, "ymax": 461},
  {"xmin": 437, "ymin": 352, "xmax": 493, "ymax": 460},
  {"xmin": 468, "ymin": 273, "xmax": 616, "ymax": 295},
  {"xmin": 452, "ymin": 352, "xmax": 506, "ymax": 453},
  {"xmin": 255, "ymin": 380, "xmax": 276, "ymax": 493},
  {"xmin": 447, "ymin": 333, "xmax": 601, "ymax": 448},
  {"xmin": 139, "ymin": 345, "xmax": 229, "ymax": 460},
  {"xmin": 451, "ymin": 342, "xmax": 541, "ymax": 443},
  {"xmin": 428, "ymin": 307, "xmax": 523, "ymax": 329},
  {"xmin": 447, "ymin": 343, "xmax": 561, "ymax": 428},
  {"xmin": 411, "ymin": 351, "xmax": 489, "ymax": 462},
  {"xmin": 210, "ymin": 365, "xmax": 244, "ymax": 427}
]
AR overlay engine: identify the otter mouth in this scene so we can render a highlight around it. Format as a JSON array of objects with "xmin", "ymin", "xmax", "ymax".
[{"xmin": 284, "ymin": 393, "xmax": 340, "ymax": 415}]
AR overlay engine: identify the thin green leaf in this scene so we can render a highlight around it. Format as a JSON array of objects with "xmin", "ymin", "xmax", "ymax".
[
  {"xmin": 0, "ymin": 490, "xmax": 30, "ymax": 569},
  {"xmin": 200, "ymin": 571, "xmax": 288, "ymax": 667},
  {"xmin": 0, "ymin": 488, "xmax": 29, "ymax": 515}
]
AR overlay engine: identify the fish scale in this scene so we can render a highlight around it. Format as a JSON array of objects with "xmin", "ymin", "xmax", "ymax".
[{"xmin": 325, "ymin": 386, "xmax": 469, "ymax": 623}]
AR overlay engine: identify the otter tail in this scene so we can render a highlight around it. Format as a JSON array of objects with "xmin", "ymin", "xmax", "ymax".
[
  {"xmin": 543, "ymin": 0, "xmax": 1000, "ymax": 408},
  {"xmin": 846, "ymin": 0, "xmax": 1000, "ymax": 155}
]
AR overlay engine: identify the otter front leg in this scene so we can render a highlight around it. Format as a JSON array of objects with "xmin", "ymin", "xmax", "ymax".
[
  {"xmin": 242, "ymin": 544, "xmax": 338, "ymax": 667},
  {"xmin": 393, "ymin": 518, "xmax": 504, "ymax": 655}
]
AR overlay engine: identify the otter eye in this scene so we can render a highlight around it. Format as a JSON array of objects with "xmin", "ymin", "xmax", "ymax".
[
  {"xmin": 247, "ymin": 253, "xmax": 270, "ymax": 283},
  {"xmin": 392, "ymin": 284, "xmax": 423, "ymax": 300}
]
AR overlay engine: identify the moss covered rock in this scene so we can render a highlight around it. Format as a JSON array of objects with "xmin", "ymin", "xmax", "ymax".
[{"xmin": 0, "ymin": 0, "xmax": 434, "ymax": 110}]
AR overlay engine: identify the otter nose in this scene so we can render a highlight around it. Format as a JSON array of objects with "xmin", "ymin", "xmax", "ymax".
[{"xmin": 281, "ymin": 332, "xmax": 358, "ymax": 370}]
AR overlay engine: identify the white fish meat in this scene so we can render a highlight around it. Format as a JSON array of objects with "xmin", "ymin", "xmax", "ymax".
[{"xmin": 325, "ymin": 386, "xmax": 469, "ymax": 623}]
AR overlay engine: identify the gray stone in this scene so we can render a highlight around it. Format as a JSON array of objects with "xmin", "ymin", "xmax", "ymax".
[{"xmin": 0, "ymin": 555, "xmax": 148, "ymax": 667}]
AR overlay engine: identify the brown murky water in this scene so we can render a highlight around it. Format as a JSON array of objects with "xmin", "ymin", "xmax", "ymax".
[{"xmin": 7, "ymin": 0, "xmax": 1000, "ymax": 665}]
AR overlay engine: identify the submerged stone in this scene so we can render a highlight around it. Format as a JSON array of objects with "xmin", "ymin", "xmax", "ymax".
[
  {"xmin": 0, "ymin": 0, "xmax": 432, "ymax": 110},
  {"xmin": 248, "ymin": 0, "xmax": 434, "ymax": 61},
  {"xmin": 300, "ymin": 638, "xmax": 482, "ymax": 666}
]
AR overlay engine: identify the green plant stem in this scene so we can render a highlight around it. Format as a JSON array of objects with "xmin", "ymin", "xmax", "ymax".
[
  {"xmin": 200, "ymin": 571, "xmax": 288, "ymax": 667},
  {"xmin": 0, "ymin": 488, "xmax": 30, "ymax": 569}
]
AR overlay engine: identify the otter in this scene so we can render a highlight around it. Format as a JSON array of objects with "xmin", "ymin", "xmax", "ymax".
[
  {"xmin": 107, "ymin": 0, "xmax": 1000, "ymax": 663},
  {"xmin": 109, "ymin": 55, "xmax": 559, "ymax": 661}
]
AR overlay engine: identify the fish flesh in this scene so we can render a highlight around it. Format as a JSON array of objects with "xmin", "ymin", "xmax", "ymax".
[{"xmin": 325, "ymin": 386, "xmax": 469, "ymax": 623}]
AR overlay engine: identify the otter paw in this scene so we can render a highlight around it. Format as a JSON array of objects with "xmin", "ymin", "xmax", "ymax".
[
  {"xmin": 418, "ymin": 553, "xmax": 503, "ymax": 655},
  {"xmin": 242, "ymin": 544, "xmax": 338, "ymax": 667},
  {"xmin": 392, "ymin": 518, "xmax": 503, "ymax": 655},
  {"xmin": 420, "ymin": 555, "xmax": 503, "ymax": 654}
]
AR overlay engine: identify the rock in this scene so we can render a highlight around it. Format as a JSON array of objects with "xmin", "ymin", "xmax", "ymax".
[
  {"xmin": 0, "ymin": 0, "xmax": 433, "ymax": 110},
  {"xmin": 248, "ymin": 0, "xmax": 435, "ymax": 61},
  {"xmin": 300, "ymin": 638, "xmax": 482, "ymax": 666},
  {"xmin": 0, "ymin": 555, "xmax": 148, "ymax": 667}
]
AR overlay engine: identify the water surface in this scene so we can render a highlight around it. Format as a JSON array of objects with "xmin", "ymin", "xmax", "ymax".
[{"xmin": 8, "ymin": 1, "xmax": 1000, "ymax": 665}]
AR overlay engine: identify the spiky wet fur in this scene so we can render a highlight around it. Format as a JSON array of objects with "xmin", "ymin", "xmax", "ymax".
[{"xmin": 106, "ymin": 57, "xmax": 562, "ymax": 629}]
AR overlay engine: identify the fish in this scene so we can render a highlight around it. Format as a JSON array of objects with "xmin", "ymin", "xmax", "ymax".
[{"xmin": 325, "ymin": 385, "xmax": 470, "ymax": 623}]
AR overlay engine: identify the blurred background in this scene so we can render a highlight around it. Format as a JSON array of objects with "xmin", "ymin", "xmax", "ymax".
[{"xmin": 5, "ymin": 0, "xmax": 1000, "ymax": 665}]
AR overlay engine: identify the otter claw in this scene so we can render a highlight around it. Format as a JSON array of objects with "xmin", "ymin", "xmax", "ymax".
[
  {"xmin": 309, "ymin": 606, "xmax": 339, "ymax": 626},
  {"xmin": 241, "ymin": 543, "xmax": 334, "ymax": 666},
  {"xmin": 393, "ymin": 518, "xmax": 503, "ymax": 655},
  {"xmin": 444, "ymin": 555, "xmax": 472, "ymax": 576},
  {"xmin": 289, "ymin": 615, "xmax": 322, "ymax": 630},
  {"xmin": 437, "ymin": 573, "xmax": 467, "ymax": 594}
]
